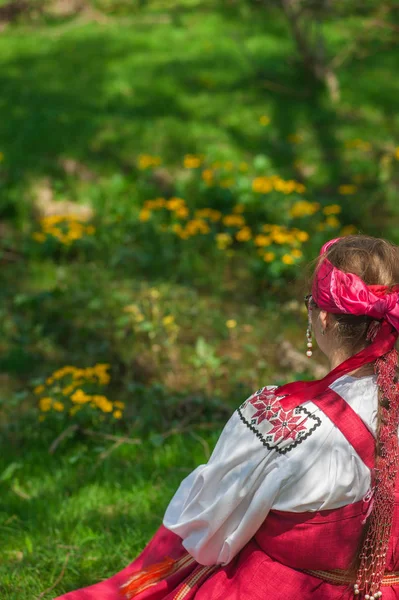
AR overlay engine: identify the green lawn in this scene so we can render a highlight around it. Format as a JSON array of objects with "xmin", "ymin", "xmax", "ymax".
[{"xmin": 1, "ymin": 429, "xmax": 218, "ymax": 598}]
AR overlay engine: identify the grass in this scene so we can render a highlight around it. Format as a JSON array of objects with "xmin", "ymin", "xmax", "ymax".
[{"xmin": 0, "ymin": 427, "xmax": 219, "ymax": 599}]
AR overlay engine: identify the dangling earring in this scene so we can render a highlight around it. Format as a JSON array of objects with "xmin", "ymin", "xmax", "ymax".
[{"xmin": 306, "ymin": 304, "xmax": 313, "ymax": 358}]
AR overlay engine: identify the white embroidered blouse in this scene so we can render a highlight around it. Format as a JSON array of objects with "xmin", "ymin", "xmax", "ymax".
[{"xmin": 163, "ymin": 374, "xmax": 378, "ymax": 566}]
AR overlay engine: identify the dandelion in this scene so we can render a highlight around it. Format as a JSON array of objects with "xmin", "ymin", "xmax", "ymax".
[
  {"xmin": 341, "ymin": 225, "xmax": 358, "ymax": 236},
  {"xmin": 282, "ymin": 254, "xmax": 295, "ymax": 265},
  {"xmin": 39, "ymin": 397, "xmax": 53, "ymax": 412},
  {"xmin": 291, "ymin": 248, "xmax": 303, "ymax": 259},
  {"xmin": 289, "ymin": 201, "xmax": 320, "ymax": 218},
  {"xmin": 216, "ymin": 233, "xmax": 233, "ymax": 250},
  {"xmin": 325, "ymin": 216, "xmax": 340, "ymax": 228},
  {"xmin": 53, "ymin": 401, "xmax": 65, "ymax": 412},
  {"xmin": 162, "ymin": 315, "xmax": 175, "ymax": 326},
  {"xmin": 184, "ymin": 155, "xmax": 202, "ymax": 169},
  {"xmin": 113, "ymin": 410, "xmax": 123, "ymax": 419},
  {"xmin": 166, "ymin": 197, "xmax": 186, "ymax": 211},
  {"xmin": 139, "ymin": 209, "xmax": 152, "ymax": 222},
  {"xmin": 296, "ymin": 230, "xmax": 309, "ymax": 242},
  {"xmin": 34, "ymin": 385, "xmax": 45, "ymax": 395},
  {"xmin": 259, "ymin": 115, "xmax": 270, "ymax": 126},
  {"xmin": 226, "ymin": 319, "xmax": 237, "ymax": 329},
  {"xmin": 138, "ymin": 154, "xmax": 161, "ymax": 169},
  {"xmin": 71, "ymin": 389, "xmax": 90, "ymax": 404},
  {"xmin": 236, "ymin": 227, "xmax": 252, "ymax": 242},
  {"xmin": 254, "ymin": 234, "xmax": 271, "ymax": 247},
  {"xmin": 323, "ymin": 204, "xmax": 342, "ymax": 216},
  {"xmin": 252, "ymin": 177, "xmax": 273, "ymax": 194},
  {"xmin": 202, "ymin": 169, "xmax": 213, "ymax": 184},
  {"xmin": 338, "ymin": 185, "xmax": 357, "ymax": 195},
  {"xmin": 263, "ymin": 252, "xmax": 275, "ymax": 262},
  {"xmin": 175, "ymin": 206, "xmax": 189, "ymax": 219},
  {"xmin": 222, "ymin": 215, "xmax": 246, "ymax": 228}
]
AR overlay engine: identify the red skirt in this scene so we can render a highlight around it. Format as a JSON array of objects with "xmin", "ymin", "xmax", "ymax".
[{"xmin": 53, "ymin": 524, "xmax": 382, "ymax": 600}]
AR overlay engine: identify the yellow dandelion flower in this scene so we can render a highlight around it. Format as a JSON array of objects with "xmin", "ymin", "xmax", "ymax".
[
  {"xmin": 295, "ymin": 183, "xmax": 306, "ymax": 194},
  {"xmin": 254, "ymin": 234, "xmax": 271, "ymax": 247},
  {"xmin": 162, "ymin": 315, "xmax": 175, "ymax": 326},
  {"xmin": 282, "ymin": 254, "xmax": 295, "ymax": 265},
  {"xmin": 222, "ymin": 214, "xmax": 245, "ymax": 227},
  {"xmin": 289, "ymin": 201, "xmax": 320, "ymax": 219},
  {"xmin": 236, "ymin": 227, "xmax": 252, "ymax": 242},
  {"xmin": 216, "ymin": 233, "xmax": 233, "ymax": 250},
  {"xmin": 113, "ymin": 410, "xmax": 123, "ymax": 419},
  {"xmin": 338, "ymin": 184, "xmax": 358, "ymax": 195},
  {"xmin": 323, "ymin": 204, "xmax": 342, "ymax": 216},
  {"xmin": 39, "ymin": 397, "xmax": 53, "ymax": 412},
  {"xmin": 71, "ymin": 389, "xmax": 90, "ymax": 404},
  {"xmin": 53, "ymin": 401, "xmax": 64, "ymax": 412},
  {"xmin": 325, "ymin": 216, "xmax": 340, "ymax": 228},
  {"xmin": 252, "ymin": 177, "xmax": 272, "ymax": 194},
  {"xmin": 296, "ymin": 230, "xmax": 309, "ymax": 242},
  {"xmin": 166, "ymin": 197, "xmax": 186, "ymax": 211},
  {"xmin": 201, "ymin": 169, "xmax": 214, "ymax": 184},
  {"xmin": 226, "ymin": 319, "xmax": 237, "ymax": 329},
  {"xmin": 341, "ymin": 225, "xmax": 358, "ymax": 236},
  {"xmin": 34, "ymin": 384, "xmax": 45, "ymax": 395},
  {"xmin": 184, "ymin": 155, "xmax": 202, "ymax": 169},
  {"xmin": 259, "ymin": 115, "xmax": 270, "ymax": 126},
  {"xmin": 291, "ymin": 248, "xmax": 303, "ymax": 258},
  {"xmin": 138, "ymin": 154, "xmax": 161, "ymax": 170},
  {"xmin": 139, "ymin": 209, "xmax": 151, "ymax": 222},
  {"xmin": 263, "ymin": 252, "xmax": 275, "ymax": 262}
]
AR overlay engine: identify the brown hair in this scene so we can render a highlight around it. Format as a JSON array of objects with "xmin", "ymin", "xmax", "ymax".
[
  {"xmin": 311, "ymin": 235, "xmax": 399, "ymax": 354},
  {"xmin": 311, "ymin": 235, "xmax": 399, "ymax": 578}
]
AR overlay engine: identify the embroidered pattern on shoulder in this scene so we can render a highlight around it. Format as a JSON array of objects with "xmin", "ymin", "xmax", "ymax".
[{"xmin": 237, "ymin": 386, "xmax": 322, "ymax": 454}]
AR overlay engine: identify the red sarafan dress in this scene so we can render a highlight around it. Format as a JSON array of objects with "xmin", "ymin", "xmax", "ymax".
[{"xmin": 54, "ymin": 375, "xmax": 399, "ymax": 600}]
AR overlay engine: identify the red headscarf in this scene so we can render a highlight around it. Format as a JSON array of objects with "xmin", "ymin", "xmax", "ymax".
[{"xmin": 276, "ymin": 237, "xmax": 399, "ymax": 409}]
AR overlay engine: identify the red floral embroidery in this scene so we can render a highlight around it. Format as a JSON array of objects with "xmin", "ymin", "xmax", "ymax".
[
  {"xmin": 238, "ymin": 387, "xmax": 321, "ymax": 454},
  {"xmin": 250, "ymin": 393, "xmax": 281, "ymax": 425},
  {"xmin": 267, "ymin": 409, "xmax": 309, "ymax": 443}
]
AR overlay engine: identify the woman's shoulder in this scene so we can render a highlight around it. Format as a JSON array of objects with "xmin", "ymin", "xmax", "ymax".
[{"xmin": 236, "ymin": 385, "xmax": 325, "ymax": 457}]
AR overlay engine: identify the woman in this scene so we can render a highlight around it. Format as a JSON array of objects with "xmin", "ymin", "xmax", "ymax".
[{"xmin": 55, "ymin": 235, "xmax": 399, "ymax": 600}]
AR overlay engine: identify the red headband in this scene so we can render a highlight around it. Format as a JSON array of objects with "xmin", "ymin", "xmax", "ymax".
[{"xmin": 276, "ymin": 237, "xmax": 399, "ymax": 408}]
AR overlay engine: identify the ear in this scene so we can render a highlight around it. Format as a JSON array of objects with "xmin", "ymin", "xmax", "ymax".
[{"xmin": 319, "ymin": 310, "xmax": 329, "ymax": 331}]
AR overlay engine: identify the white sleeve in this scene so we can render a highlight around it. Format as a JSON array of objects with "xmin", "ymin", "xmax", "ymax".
[{"xmin": 162, "ymin": 389, "xmax": 292, "ymax": 566}]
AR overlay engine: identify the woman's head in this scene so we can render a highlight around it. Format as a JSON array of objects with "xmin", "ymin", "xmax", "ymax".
[{"xmin": 310, "ymin": 235, "xmax": 399, "ymax": 364}]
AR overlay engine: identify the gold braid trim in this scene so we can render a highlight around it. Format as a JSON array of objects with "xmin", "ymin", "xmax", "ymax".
[{"xmin": 304, "ymin": 569, "xmax": 399, "ymax": 587}]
